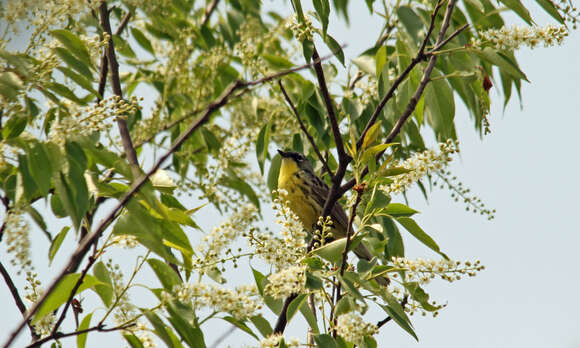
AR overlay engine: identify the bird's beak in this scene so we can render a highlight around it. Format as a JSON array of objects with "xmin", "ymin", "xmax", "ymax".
[{"xmin": 277, "ymin": 149, "xmax": 290, "ymax": 158}]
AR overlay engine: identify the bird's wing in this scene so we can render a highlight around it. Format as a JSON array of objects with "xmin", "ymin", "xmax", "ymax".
[{"xmin": 308, "ymin": 173, "xmax": 349, "ymax": 236}]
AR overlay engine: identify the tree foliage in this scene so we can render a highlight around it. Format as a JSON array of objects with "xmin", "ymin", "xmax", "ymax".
[{"xmin": 0, "ymin": 0, "xmax": 573, "ymax": 347}]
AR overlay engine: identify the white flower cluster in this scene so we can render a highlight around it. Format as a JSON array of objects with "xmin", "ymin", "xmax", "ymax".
[
  {"xmin": 171, "ymin": 283, "xmax": 261, "ymax": 320},
  {"xmin": 110, "ymin": 235, "xmax": 139, "ymax": 249},
  {"xmin": 3, "ymin": 210, "xmax": 32, "ymax": 273},
  {"xmin": 105, "ymin": 259, "xmax": 137, "ymax": 325},
  {"xmin": 48, "ymin": 95, "xmax": 142, "ymax": 146},
  {"xmin": 287, "ymin": 14, "xmax": 315, "ymax": 42},
  {"xmin": 391, "ymin": 257, "xmax": 484, "ymax": 284},
  {"xmin": 383, "ymin": 139, "xmax": 459, "ymax": 195},
  {"xmin": 336, "ymin": 312, "xmax": 378, "ymax": 346},
  {"xmin": 23, "ymin": 272, "xmax": 55, "ymax": 337},
  {"xmin": 471, "ymin": 25, "xmax": 568, "ymax": 50},
  {"xmin": 249, "ymin": 190, "xmax": 307, "ymax": 269},
  {"xmin": 264, "ymin": 265, "xmax": 307, "ymax": 299},
  {"xmin": 259, "ymin": 333, "xmax": 300, "ymax": 348},
  {"xmin": 194, "ymin": 204, "xmax": 258, "ymax": 273}
]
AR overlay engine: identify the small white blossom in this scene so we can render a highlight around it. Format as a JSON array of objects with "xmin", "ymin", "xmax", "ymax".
[
  {"xmin": 471, "ymin": 25, "xmax": 568, "ymax": 50},
  {"xmin": 170, "ymin": 283, "xmax": 261, "ymax": 320},
  {"xmin": 265, "ymin": 265, "xmax": 307, "ymax": 299},
  {"xmin": 259, "ymin": 333, "xmax": 300, "ymax": 348},
  {"xmin": 336, "ymin": 312, "xmax": 378, "ymax": 346}
]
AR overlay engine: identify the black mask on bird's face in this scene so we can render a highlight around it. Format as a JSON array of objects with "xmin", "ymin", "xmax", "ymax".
[{"xmin": 277, "ymin": 149, "xmax": 314, "ymax": 172}]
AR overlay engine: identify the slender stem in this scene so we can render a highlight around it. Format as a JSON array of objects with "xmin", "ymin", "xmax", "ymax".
[
  {"xmin": 273, "ymin": 294, "xmax": 298, "ymax": 333},
  {"xmin": 355, "ymin": 0, "xmax": 444, "ymax": 150},
  {"xmin": 99, "ymin": 2, "xmax": 140, "ymax": 172},
  {"xmin": 201, "ymin": 0, "xmax": 220, "ymax": 27},
  {"xmin": 312, "ymin": 48, "xmax": 350, "ymax": 168},
  {"xmin": 26, "ymin": 322, "xmax": 135, "ymax": 348},
  {"xmin": 376, "ymin": 296, "xmax": 408, "ymax": 328},
  {"xmin": 0, "ymin": 262, "xmax": 39, "ymax": 340},
  {"xmin": 278, "ymin": 80, "xmax": 332, "ymax": 178},
  {"xmin": 341, "ymin": 0, "xmax": 461, "ymax": 195}
]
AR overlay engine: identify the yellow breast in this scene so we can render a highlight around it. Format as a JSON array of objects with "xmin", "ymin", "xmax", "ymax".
[{"xmin": 278, "ymin": 158, "xmax": 319, "ymax": 230}]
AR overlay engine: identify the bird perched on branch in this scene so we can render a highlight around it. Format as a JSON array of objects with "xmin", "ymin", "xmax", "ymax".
[{"xmin": 277, "ymin": 149, "xmax": 387, "ymax": 286}]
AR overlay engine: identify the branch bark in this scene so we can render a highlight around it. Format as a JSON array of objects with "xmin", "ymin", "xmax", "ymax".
[{"xmin": 26, "ymin": 322, "xmax": 135, "ymax": 348}]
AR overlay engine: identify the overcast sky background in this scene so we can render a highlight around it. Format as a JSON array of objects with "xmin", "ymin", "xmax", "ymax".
[{"xmin": 1, "ymin": 1, "xmax": 580, "ymax": 347}]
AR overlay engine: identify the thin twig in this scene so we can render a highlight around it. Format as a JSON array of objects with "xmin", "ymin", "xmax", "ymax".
[
  {"xmin": 376, "ymin": 296, "xmax": 408, "ymax": 328},
  {"xmin": 278, "ymin": 80, "xmax": 332, "ymax": 178},
  {"xmin": 311, "ymin": 48, "xmax": 349, "ymax": 168},
  {"xmin": 273, "ymin": 294, "xmax": 298, "ymax": 333},
  {"xmin": 0, "ymin": 262, "xmax": 39, "ymax": 341},
  {"xmin": 355, "ymin": 0, "xmax": 444, "ymax": 150},
  {"xmin": 427, "ymin": 23, "xmax": 469, "ymax": 54},
  {"xmin": 3, "ymin": 52, "xmax": 339, "ymax": 348},
  {"xmin": 99, "ymin": 2, "xmax": 140, "ymax": 171},
  {"xmin": 201, "ymin": 0, "xmax": 220, "ymax": 27},
  {"xmin": 26, "ymin": 322, "xmax": 135, "ymax": 348},
  {"xmin": 341, "ymin": 0, "xmax": 461, "ymax": 196}
]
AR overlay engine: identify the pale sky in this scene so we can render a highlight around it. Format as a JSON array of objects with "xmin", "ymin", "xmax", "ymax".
[{"xmin": 1, "ymin": 2, "xmax": 579, "ymax": 347}]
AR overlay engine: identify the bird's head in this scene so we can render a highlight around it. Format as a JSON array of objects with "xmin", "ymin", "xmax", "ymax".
[{"xmin": 277, "ymin": 149, "xmax": 314, "ymax": 176}]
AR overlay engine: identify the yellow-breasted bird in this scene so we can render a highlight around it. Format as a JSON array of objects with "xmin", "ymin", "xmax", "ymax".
[{"xmin": 277, "ymin": 149, "xmax": 377, "ymax": 263}]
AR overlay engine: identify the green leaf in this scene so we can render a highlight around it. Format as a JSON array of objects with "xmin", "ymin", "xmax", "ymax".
[
  {"xmin": 299, "ymin": 300, "xmax": 319, "ymax": 333},
  {"xmin": 499, "ymin": 0, "xmax": 533, "ymax": 25},
  {"xmin": 131, "ymin": 27, "xmax": 155, "ymax": 55},
  {"xmin": 142, "ymin": 309, "xmax": 175, "ymax": 348},
  {"xmin": 287, "ymin": 294, "xmax": 308, "ymax": 323},
  {"xmin": 33, "ymin": 274, "xmax": 103, "ymax": 324},
  {"xmin": 313, "ymin": 0, "xmax": 330, "ymax": 36},
  {"xmin": 57, "ymin": 67, "xmax": 97, "ymax": 95},
  {"xmin": 267, "ymin": 153, "xmax": 282, "ymax": 193},
  {"xmin": 424, "ymin": 70, "xmax": 455, "ymax": 141},
  {"xmin": 221, "ymin": 171, "xmax": 260, "ymax": 209},
  {"xmin": 148, "ymin": 258, "xmax": 182, "ymax": 291},
  {"xmin": 46, "ymin": 82, "xmax": 85, "ymax": 104},
  {"xmin": 222, "ymin": 316, "xmax": 258, "ymax": 339},
  {"xmin": 53, "ymin": 47, "xmax": 93, "ymax": 80},
  {"xmin": 397, "ymin": 6, "xmax": 423, "ymax": 43},
  {"xmin": 50, "ymin": 29, "xmax": 92, "ymax": 64},
  {"xmin": 113, "ymin": 34, "xmax": 137, "ymax": 58},
  {"xmin": 27, "ymin": 142, "xmax": 53, "ymax": 196},
  {"xmin": 256, "ymin": 122, "xmax": 271, "ymax": 174},
  {"xmin": 380, "ymin": 290, "xmax": 417, "ymax": 340},
  {"xmin": 93, "ymin": 261, "xmax": 114, "ymax": 307},
  {"xmin": 167, "ymin": 312, "xmax": 206, "ymax": 348},
  {"xmin": 334, "ymin": 295, "xmax": 354, "ymax": 317},
  {"xmin": 352, "ymin": 54, "xmax": 375, "ymax": 76},
  {"xmin": 338, "ymin": 274, "xmax": 364, "ymax": 301},
  {"xmin": 305, "ymin": 272, "xmax": 323, "ymax": 290},
  {"xmin": 123, "ymin": 334, "xmax": 145, "ymax": 348},
  {"xmin": 2, "ymin": 113, "xmax": 27, "ymax": 139},
  {"xmin": 535, "ymin": 0, "xmax": 564, "ymax": 24},
  {"xmin": 0, "ymin": 72, "xmax": 23, "ymax": 100},
  {"xmin": 396, "ymin": 217, "xmax": 448, "ymax": 259},
  {"xmin": 472, "ymin": 48, "xmax": 528, "ymax": 81},
  {"xmin": 313, "ymin": 238, "xmax": 347, "ymax": 263},
  {"xmin": 314, "ymin": 334, "xmax": 337, "ymax": 348},
  {"xmin": 48, "ymin": 226, "xmax": 69, "ymax": 265},
  {"xmin": 384, "ymin": 203, "xmax": 419, "ymax": 217},
  {"xmin": 464, "ymin": 0, "xmax": 485, "ymax": 13},
  {"xmin": 250, "ymin": 315, "xmax": 273, "ymax": 337},
  {"xmin": 77, "ymin": 312, "xmax": 93, "ymax": 348},
  {"xmin": 324, "ymin": 34, "xmax": 345, "ymax": 66}
]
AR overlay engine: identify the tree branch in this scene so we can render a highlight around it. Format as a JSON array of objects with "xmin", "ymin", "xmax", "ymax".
[
  {"xmin": 278, "ymin": 80, "xmax": 332, "ymax": 178},
  {"xmin": 26, "ymin": 322, "xmax": 135, "ymax": 348},
  {"xmin": 99, "ymin": 2, "xmax": 140, "ymax": 171},
  {"xmin": 311, "ymin": 48, "xmax": 350, "ymax": 170},
  {"xmin": 355, "ymin": 0, "xmax": 444, "ymax": 150},
  {"xmin": 2, "ymin": 54, "xmax": 337, "ymax": 348},
  {"xmin": 0, "ymin": 262, "xmax": 39, "ymax": 341},
  {"xmin": 341, "ymin": 0, "xmax": 461, "ymax": 195},
  {"xmin": 201, "ymin": 0, "xmax": 220, "ymax": 27}
]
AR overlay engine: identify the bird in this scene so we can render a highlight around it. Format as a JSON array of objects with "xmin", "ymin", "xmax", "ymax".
[{"xmin": 277, "ymin": 149, "xmax": 387, "ymax": 285}]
